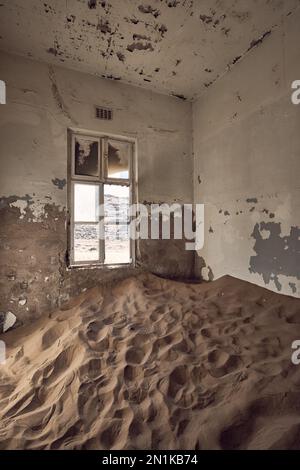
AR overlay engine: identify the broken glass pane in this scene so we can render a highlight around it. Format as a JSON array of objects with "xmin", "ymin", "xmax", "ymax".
[
  {"xmin": 107, "ymin": 139, "xmax": 131, "ymax": 179},
  {"xmin": 74, "ymin": 136, "xmax": 99, "ymax": 177}
]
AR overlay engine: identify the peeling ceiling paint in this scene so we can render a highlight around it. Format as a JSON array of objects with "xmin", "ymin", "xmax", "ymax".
[{"xmin": 0, "ymin": 0, "xmax": 299, "ymax": 100}]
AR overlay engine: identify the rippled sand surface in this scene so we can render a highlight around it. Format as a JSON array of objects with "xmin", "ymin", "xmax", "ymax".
[{"xmin": 1, "ymin": 273, "xmax": 300, "ymax": 450}]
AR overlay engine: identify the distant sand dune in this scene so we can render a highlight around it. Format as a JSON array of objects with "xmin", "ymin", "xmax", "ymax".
[{"xmin": 1, "ymin": 274, "xmax": 300, "ymax": 450}]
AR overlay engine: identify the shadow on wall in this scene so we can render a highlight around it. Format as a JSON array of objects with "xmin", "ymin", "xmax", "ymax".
[{"xmin": 194, "ymin": 255, "xmax": 214, "ymax": 282}]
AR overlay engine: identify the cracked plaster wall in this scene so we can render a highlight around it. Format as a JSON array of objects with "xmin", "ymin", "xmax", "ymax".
[
  {"xmin": 193, "ymin": 8, "xmax": 300, "ymax": 297},
  {"xmin": 0, "ymin": 51, "xmax": 193, "ymax": 325}
]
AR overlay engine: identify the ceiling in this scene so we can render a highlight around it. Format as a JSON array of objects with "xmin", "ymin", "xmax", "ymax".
[{"xmin": 0, "ymin": 0, "xmax": 299, "ymax": 100}]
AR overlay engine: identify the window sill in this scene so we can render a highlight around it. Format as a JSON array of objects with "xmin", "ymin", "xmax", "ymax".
[{"xmin": 67, "ymin": 263, "xmax": 134, "ymax": 271}]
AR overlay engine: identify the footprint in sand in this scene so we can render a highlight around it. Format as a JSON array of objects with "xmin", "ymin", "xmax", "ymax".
[
  {"xmin": 167, "ymin": 365, "xmax": 189, "ymax": 399},
  {"xmin": 123, "ymin": 365, "xmax": 143, "ymax": 383},
  {"xmin": 125, "ymin": 347, "xmax": 147, "ymax": 365},
  {"xmin": 41, "ymin": 324, "xmax": 65, "ymax": 349},
  {"xmin": 207, "ymin": 349, "xmax": 241, "ymax": 378},
  {"xmin": 86, "ymin": 320, "xmax": 103, "ymax": 341},
  {"xmin": 100, "ymin": 420, "xmax": 127, "ymax": 449}
]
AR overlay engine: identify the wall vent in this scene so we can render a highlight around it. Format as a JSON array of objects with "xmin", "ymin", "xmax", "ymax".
[{"xmin": 95, "ymin": 106, "xmax": 113, "ymax": 120}]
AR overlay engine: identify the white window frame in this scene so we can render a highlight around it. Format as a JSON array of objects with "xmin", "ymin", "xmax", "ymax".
[{"xmin": 67, "ymin": 129, "xmax": 137, "ymax": 268}]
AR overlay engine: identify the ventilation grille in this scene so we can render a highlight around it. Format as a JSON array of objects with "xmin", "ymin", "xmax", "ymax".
[{"xmin": 95, "ymin": 106, "xmax": 113, "ymax": 120}]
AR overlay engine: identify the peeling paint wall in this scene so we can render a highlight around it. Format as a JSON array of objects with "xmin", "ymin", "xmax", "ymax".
[
  {"xmin": 193, "ymin": 7, "xmax": 300, "ymax": 297},
  {"xmin": 0, "ymin": 51, "xmax": 193, "ymax": 325}
]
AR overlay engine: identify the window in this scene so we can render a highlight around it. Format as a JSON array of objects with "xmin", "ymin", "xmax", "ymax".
[{"xmin": 68, "ymin": 131, "xmax": 135, "ymax": 267}]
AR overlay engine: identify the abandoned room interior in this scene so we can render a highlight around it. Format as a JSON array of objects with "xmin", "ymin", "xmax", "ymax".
[{"xmin": 0, "ymin": 0, "xmax": 300, "ymax": 453}]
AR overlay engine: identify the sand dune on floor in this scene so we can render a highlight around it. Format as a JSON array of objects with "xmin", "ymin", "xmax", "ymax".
[{"xmin": 1, "ymin": 273, "xmax": 300, "ymax": 450}]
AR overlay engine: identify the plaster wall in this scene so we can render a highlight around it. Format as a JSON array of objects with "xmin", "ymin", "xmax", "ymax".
[
  {"xmin": 0, "ymin": 51, "xmax": 193, "ymax": 325},
  {"xmin": 193, "ymin": 9, "xmax": 300, "ymax": 297}
]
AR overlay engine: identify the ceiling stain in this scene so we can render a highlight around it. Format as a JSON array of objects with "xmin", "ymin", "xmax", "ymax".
[
  {"xmin": 127, "ymin": 41, "xmax": 154, "ymax": 52},
  {"xmin": 248, "ymin": 30, "xmax": 272, "ymax": 51},
  {"xmin": 138, "ymin": 4, "xmax": 161, "ymax": 18},
  {"xmin": 171, "ymin": 93, "xmax": 187, "ymax": 101},
  {"xmin": 0, "ymin": 0, "xmax": 298, "ymax": 100},
  {"xmin": 88, "ymin": 0, "xmax": 97, "ymax": 9}
]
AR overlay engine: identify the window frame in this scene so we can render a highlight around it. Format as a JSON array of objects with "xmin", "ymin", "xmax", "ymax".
[{"xmin": 67, "ymin": 129, "xmax": 137, "ymax": 269}]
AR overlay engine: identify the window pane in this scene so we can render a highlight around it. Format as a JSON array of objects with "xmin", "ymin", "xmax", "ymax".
[
  {"xmin": 107, "ymin": 139, "xmax": 131, "ymax": 179},
  {"xmin": 74, "ymin": 136, "xmax": 99, "ymax": 177},
  {"xmin": 105, "ymin": 224, "xmax": 130, "ymax": 265},
  {"xmin": 74, "ymin": 223, "xmax": 100, "ymax": 262},
  {"xmin": 74, "ymin": 183, "xmax": 99, "ymax": 222},
  {"xmin": 104, "ymin": 184, "xmax": 129, "ymax": 224},
  {"xmin": 104, "ymin": 184, "xmax": 130, "ymax": 264}
]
